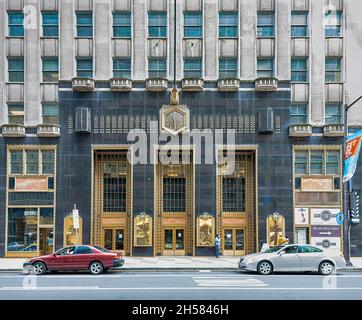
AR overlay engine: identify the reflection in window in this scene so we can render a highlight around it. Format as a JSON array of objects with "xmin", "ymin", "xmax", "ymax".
[
  {"xmin": 134, "ymin": 214, "xmax": 152, "ymax": 246},
  {"xmin": 7, "ymin": 208, "xmax": 38, "ymax": 252},
  {"xmin": 197, "ymin": 214, "xmax": 214, "ymax": 246}
]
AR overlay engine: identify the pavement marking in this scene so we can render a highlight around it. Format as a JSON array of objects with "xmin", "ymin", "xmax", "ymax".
[{"xmin": 193, "ymin": 276, "xmax": 267, "ymax": 287}]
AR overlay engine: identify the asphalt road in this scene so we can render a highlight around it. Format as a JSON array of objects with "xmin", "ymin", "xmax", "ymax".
[{"xmin": 0, "ymin": 271, "xmax": 361, "ymax": 300}]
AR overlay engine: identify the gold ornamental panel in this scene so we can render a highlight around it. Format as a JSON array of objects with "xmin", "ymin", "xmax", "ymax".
[
  {"xmin": 266, "ymin": 215, "xmax": 286, "ymax": 246},
  {"xmin": 63, "ymin": 215, "xmax": 83, "ymax": 246},
  {"xmin": 197, "ymin": 214, "xmax": 215, "ymax": 247},
  {"xmin": 134, "ymin": 214, "xmax": 152, "ymax": 247}
]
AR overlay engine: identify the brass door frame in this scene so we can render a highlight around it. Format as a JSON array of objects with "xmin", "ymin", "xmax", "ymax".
[
  {"xmin": 222, "ymin": 227, "xmax": 246, "ymax": 256},
  {"xmin": 101, "ymin": 227, "xmax": 125, "ymax": 254},
  {"xmin": 163, "ymin": 227, "xmax": 186, "ymax": 256},
  {"xmin": 39, "ymin": 227, "xmax": 54, "ymax": 256}
]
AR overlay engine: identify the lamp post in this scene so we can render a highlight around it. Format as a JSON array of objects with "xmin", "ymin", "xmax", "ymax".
[{"xmin": 343, "ymin": 95, "xmax": 362, "ymax": 267}]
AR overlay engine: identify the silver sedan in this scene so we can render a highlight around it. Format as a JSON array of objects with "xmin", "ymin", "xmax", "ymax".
[{"xmin": 239, "ymin": 244, "xmax": 346, "ymax": 275}]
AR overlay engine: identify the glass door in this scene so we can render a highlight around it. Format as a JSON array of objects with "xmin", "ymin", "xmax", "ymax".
[
  {"xmin": 163, "ymin": 228, "xmax": 185, "ymax": 255},
  {"xmin": 223, "ymin": 229, "xmax": 233, "ymax": 256},
  {"xmin": 103, "ymin": 228, "xmax": 125, "ymax": 252},
  {"xmin": 223, "ymin": 228, "xmax": 246, "ymax": 256},
  {"xmin": 235, "ymin": 229, "xmax": 245, "ymax": 255},
  {"xmin": 39, "ymin": 228, "xmax": 54, "ymax": 255}
]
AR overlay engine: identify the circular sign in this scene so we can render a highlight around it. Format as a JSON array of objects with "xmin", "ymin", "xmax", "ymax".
[
  {"xmin": 336, "ymin": 212, "xmax": 345, "ymax": 225},
  {"xmin": 321, "ymin": 210, "xmax": 332, "ymax": 221},
  {"xmin": 321, "ymin": 239, "xmax": 331, "ymax": 249}
]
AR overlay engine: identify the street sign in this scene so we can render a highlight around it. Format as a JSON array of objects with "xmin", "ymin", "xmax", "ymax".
[
  {"xmin": 343, "ymin": 129, "xmax": 362, "ymax": 183},
  {"xmin": 351, "ymin": 189, "xmax": 360, "ymax": 225},
  {"xmin": 72, "ymin": 209, "xmax": 79, "ymax": 229},
  {"xmin": 336, "ymin": 212, "xmax": 344, "ymax": 225}
]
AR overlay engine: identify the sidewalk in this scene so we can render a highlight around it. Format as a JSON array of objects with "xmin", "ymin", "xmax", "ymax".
[{"xmin": 1, "ymin": 256, "xmax": 362, "ymax": 272}]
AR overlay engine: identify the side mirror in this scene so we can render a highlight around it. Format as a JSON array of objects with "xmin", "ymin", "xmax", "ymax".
[
  {"xmin": 278, "ymin": 251, "xmax": 285, "ymax": 256},
  {"xmin": 53, "ymin": 253, "xmax": 57, "ymax": 257}
]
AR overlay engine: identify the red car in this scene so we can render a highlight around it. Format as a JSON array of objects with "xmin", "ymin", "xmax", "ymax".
[{"xmin": 23, "ymin": 245, "xmax": 124, "ymax": 275}]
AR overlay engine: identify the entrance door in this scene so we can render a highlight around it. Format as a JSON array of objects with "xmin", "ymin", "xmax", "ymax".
[
  {"xmin": 163, "ymin": 228, "xmax": 185, "ymax": 256},
  {"xmin": 39, "ymin": 228, "xmax": 54, "ymax": 255},
  {"xmin": 103, "ymin": 228, "xmax": 125, "ymax": 252},
  {"xmin": 223, "ymin": 228, "xmax": 245, "ymax": 256}
]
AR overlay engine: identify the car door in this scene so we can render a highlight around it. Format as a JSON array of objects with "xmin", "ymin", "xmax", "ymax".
[
  {"xmin": 273, "ymin": 245, "xmax": 301, "ymax": 272},
  {"xmin": 298, "ymin": 245, "xmax": 324, "ymax": 271},
  {"xmin": 53, "ymin": 246, "xmax": 77, "ymax": 270},
  {"xmin": 72, "ymin": 246, "xmax": 96, "ymax": 270}
]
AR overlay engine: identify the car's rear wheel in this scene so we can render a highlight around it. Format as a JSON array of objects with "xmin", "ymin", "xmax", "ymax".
[
  {"xmin": 257, "ymin": 261, "xmax": 273, "ymax": 275},
  {"xmin": 318, "ymin": 261, "xmax": 334, "ymax": 275},
  {"xmin": 32, "ymin": 262, "xmax": 47, "ymax": 275},
  {"xmin": 89, "ymin": 261, "xmax": 104, "ymax": 275}
]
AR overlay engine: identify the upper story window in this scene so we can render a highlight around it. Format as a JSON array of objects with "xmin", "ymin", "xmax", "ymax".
[
  {"xmin": 163, "ymin": 177, "xmax": 186, "ymax": 212},
  {"xmin": 148, "ymin": 58, "xmax": 167, "ymax": 78},
  {"xmin": 113, "ymin": 58, "xmax": 131, "ymax": 78},
  {"xmin": 76, "ymin": 58, "xmax": 93, "ymax": 78},
  {"xmin": 291, "ymin": 58, "xmax": 308, "ymax": 82},
  {"xmin": 257, "ymin": 12, "xmax": 274, "ymax": 37},
  {"xmin": 325, "ymin": 103, "xmax": 342, "ymax": 125},
  {"xmin": 184, "ymin": 58, "xmax": 202, "ymax": 78},
  {"xmin": 219, "ymin": 58, "xmax": 237, "ymax": 78},
  {"xmin": 26, "ymin": 150, "xmax": 39, "ymax": 174},
  {"xmin": 42, "ymin": 58, "xmax": 59, "ymax": 82},
  {"xmin": 76, "ymin": 12, "xmax": 93, "ymax": 37},
  {"xmin": 42, "ymin": 103, "xmax": 59, "ymax": 125},
  {"xmin": 8, "ymin": 58, "xmax": 24, "ymax": 82},
  {"xmin": 325, "ymin": 10, "xmax": 342, "ymax": 37},
  {"xmin": 294, "ymin": 150, "xmax": 340, "ymax": 176},
  {"xmin": 325, "ymin": 57, "xmax": 341, "ymax": 82},
  {"xmin": 291, "ymin": 11, "xmax": 308, "ymax": 37},
  {"xmin": 42, "ymin": 11, "xmax": 59, "ymax": 37},
  {"xmin": 113, "ymin": 12, "xmax": 131, "ymax": 38},
  {"xmin": 257, "ymin": 58, "xmax": 274, "ymax": 77},
  {"xmin": 148, "ymin": 12, "xmax": 167, "ymax": 38},
  {"xmin": 7, "ymin": 103, "xmax": 24, "ymax": 125},
  {"xmin": 10, "ymin": 151, "xmax": 23, "ymax": 174},
  {"xmin": 184, "ymin": 12, "xmax": 202, "ymax": 38},
  {"xmin": 8, "ymin": 12, "xmax": 24, "ymax": 36},
  {"xmin": 222, "ymin": 177, "xmax": 245, "ymax": 212},
  {"xmin": 291, "ymin": 103, "xmax": 308, "ymax": 125},
  {"xmin": 219, "ymin": 12, "xmax": 238, "ymax": 38}
]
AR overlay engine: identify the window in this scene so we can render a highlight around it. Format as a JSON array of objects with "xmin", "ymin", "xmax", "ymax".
[
  {"xmin": 184, "ymin": 12, "xmax": 202, "ymax": 38},
  {"xmin": 42, "ymin": 12, "xmax": 58, "ymax": 37},
  {"xmin": 184, "ymin": 59, "xmax": 202, "ymax": 78},
  {"xmin": 103, "ymin": 176, "xmax": 127, "ymax": 212},
  {"xmin": 291, "ymin": 58, "xmax": 308, "ymax": 82},
  {"xmin": 42, "ymin": 150, "xmax": 55, "ymax": 174},
  {"xmin": 294, "ymin": 151, "xmax": 308, "ymax": 175},
  {"xmin": 42, "ymin": 103, "xmax": 59, "ymax": 124},
  {"xmin": 148, "ymin": 12, "xmax": 167, "ymax": 38},
  {"xmin": 257, "ymin": 58, "xmax": 274, "ymax": 77},
  {"xmin": 219, "ymin": 12, "xmax": 238, "ymax": 38},
  {"xmin": 113, "ymin": 58, "xmax": 131, "ymax": 78},
  {"xmin": 291, "ymin": 11, "xmax": 308, "ymax": 37},
  {"xmin": 10, "ymin": 151, "xmax": 23, "ymax": 174},
  {"xmin": 219, "ymin": 58, "xmax": 237, "ymax": 78},
  {"xmin": 8, "ymin": 103, "xmax": 24, "ymax": 125},
  {"xmin": 222, "ymin": 177, "xmax": 245, "ymax": 212},
  {"xmin": 8, "ymin": 58, "xmax": 24, "ymax": 82},
  {"xmin": 310, "ymin": 151, "xmax": 324, "ymax": 175},
  {"xmin": 113, "ymin": 12, "xmax": 131, "ymax": 37},
  {"xmin": 284, "ymin": 246, "xmax": 298, "ymax": 254},
  {"xmin": 325, "ymin": 10, "xmax": 342, "ymax": 37},
  {"xmin": 7, "ymin": 208, "xmax": 38, "ymax": 252},
  {"xmin": 42, "ymin": 58, "xmax": 59, "ymax": 82},
  {"xmin": 40, "ymin": 208, "xmax": 54, "ymax": 225},
  {"xmin": 257, "ymin": 12, "xmax": 274, "ymax": 37},
  {"xmin": 26, "ymin": 151, "xmax": 39, "ymax": 174},
  {"xmin": 8, "ymin": 12, "xmax": 24, "ymax": 36},
  {"xmin": 291, "ymin": 103, "xmax": 308, "ymax": 125},
  {"xmin": 76, "ymin": 12, "xmax": 93, "ymax": 37},
  {"xmin": 76, "ymin": 59, "xmax": 93, "ymax": 78},
  {"xmin": 148, "ymin": 58, "xmax": 167, "ymax": 78},
  {"xmin": 295, "ymin": 229, "xmax": 309, "ymax": 245},
  {"xmin": 74, "ymin": 246, "xmax": 94, "ymax": 255},
  {"xmin": 325, "ymin": 58, "xmax": 341, "ymax": 82},
  {"xmin": 326, "ymin": 151, "xmax": 340, "ymax": 175},
  {"xmin": 325, "ymin": 103, "xmax": 342, "ymax": 125},
  {"xmin": 163, "ymin": 177, "xmax": 186, "ymax": 212}
]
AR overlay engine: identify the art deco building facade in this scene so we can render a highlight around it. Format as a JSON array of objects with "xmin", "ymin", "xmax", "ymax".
[{"xmin": 0, "ymin": 0, "xmax": 362, "ymax": 258}]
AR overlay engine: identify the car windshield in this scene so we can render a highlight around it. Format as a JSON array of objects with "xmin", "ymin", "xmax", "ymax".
[
  {"xmin": 264, "ymin": 245, "xmax": 285, "ymax": 253},
  {"xmin": 92, "ymin": 245, "xmax": 110, "ymax": 253}
]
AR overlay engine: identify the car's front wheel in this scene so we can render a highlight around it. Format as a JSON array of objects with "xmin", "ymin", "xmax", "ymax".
[
  {"xmin": 257, "ymin": 261, "xmax": 273, "ymax": 275},
  {"xmin": 32, "ymin": 262, "xmax": 47, "ymax": 275},
  {"xmin": 89, "ymin": 261, "xmax": 104, "ymax": 275},
  {"xmin": 318, "ymin": 261, "xmax": 334, "ymax": 275}
]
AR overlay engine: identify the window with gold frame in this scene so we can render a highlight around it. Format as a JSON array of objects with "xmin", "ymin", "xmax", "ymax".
[
  {"xmin": 134, "ymin": 213, "xmax": 152, "ymax": 246},
  {"xmin": 197, "ymin": 213, "xmax": 215, "ymax": 247},
  {"xmin": 63, "ymin": 215, "xmax": 83, "ymax": 246}
]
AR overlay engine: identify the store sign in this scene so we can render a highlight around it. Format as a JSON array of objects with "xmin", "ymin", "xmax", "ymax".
[
  {"xmin": 343, "ymin": 129, "xmax": 362, "ymax": 183},
  {"xmin": 294, "ymin": 208, "xmax": 309, "ymax": 225},
  {"xmin": 301, "ymin": 178, "xmax": 333, "ymax": 192},
  {"xmin": 72, "ymin": 209, "xmax": 79, "ymax": 229},
  {"xmin": 311, "ymin": 225, "xmax": 341, "ymax": 253},
  {"xmin": 15, "ymin": 178, "xmax": 47, "ymax": 191},
  {"xmin": 311, "ymin": 225, "xmax": 341, "ymax": 237},
  {"xmin": 311, "ymin": 208, "xmax": 339, "ymax": 225}
]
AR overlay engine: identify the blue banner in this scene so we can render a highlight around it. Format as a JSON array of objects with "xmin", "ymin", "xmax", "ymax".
[{"xmin": 343, "ymin": 129, "xmax": 362, "ymax": 183}]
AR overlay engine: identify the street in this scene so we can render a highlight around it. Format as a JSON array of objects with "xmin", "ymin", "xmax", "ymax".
[{"xmin": 0, "ymin": 271, "xmax": 362, "ymax": 300}]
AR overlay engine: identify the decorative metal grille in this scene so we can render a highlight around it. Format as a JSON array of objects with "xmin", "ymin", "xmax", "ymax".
[
  {"xmin": 222, "ymin": 177, "xmax": 246, "ymax": 212},
  {"xmin": 163, "ymin": 177, "xmax": 186, "ymax": 212}
]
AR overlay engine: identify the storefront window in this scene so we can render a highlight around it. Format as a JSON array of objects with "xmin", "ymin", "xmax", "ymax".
[
  {"xmin": 197, "ymin": 214, "xmax": 214, "ymax": 246},
  {"xmin": 40, "ymin": 208, "xmax": 54, "ymax": 225},
  {"xmin": 134, "ymin": 214, "xmax": 152, "ymax": 246},
  {"xmin": 7, "ymin": 208, "xmax": 38, "ymax": 252}
]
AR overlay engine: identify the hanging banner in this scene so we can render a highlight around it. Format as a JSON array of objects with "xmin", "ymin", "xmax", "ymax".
[{"xmin": 343, "ymin": 129, "xmax": 362, "ymax": 183}]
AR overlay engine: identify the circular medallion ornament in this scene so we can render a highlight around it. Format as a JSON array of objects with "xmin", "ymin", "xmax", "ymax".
[
  {"xmin": 321, "ymin": 239, "xmax": 331, "ymax": 248},
  {"xmin": 321, "ymin": 210, "xmax": 332, "ymax": 222}
]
